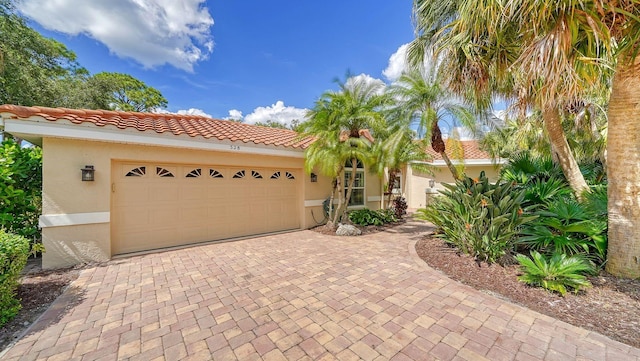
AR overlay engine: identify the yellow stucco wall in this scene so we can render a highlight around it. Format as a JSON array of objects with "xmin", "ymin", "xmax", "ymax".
[
  {"xmin": 41, "ymin": 137, "xmax": 383, "ymax": 268},
  {"xmin": 405, "ymin": 164, "xmax": 502, "ymax": 209}
]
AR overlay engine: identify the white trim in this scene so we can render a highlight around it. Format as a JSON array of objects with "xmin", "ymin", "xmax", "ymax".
[
  {"xmin": 4, "ymin": 119, "xmax": 305, "ymax": 158},
  {"xmin": 39, "ymin": 212, "xmax": 110, "ymax": 228},
  {"xmin": 304, "ymin": 199, "xmax": 325, "ymax": 207},
  {"xmin": 411, "ymin": 158, "xmax": 506, "ymax": 166},
  {"xmin": 367, "ymin": 196, "xmax": 382, "ymax": 202}
]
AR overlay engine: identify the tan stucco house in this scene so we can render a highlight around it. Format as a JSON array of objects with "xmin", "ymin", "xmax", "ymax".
[
  {"xmin": 0, "ymin": 105, "xmax": 384, "ymax": 269},
  {"xmin": 398, "ymin": 140, "xmax": 505, "ymax": 209}
]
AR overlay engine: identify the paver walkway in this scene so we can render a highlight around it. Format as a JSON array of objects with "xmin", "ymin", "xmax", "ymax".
[{"xmin": 2, "ymin": 221, "xmax": 639, "ymax": 361}]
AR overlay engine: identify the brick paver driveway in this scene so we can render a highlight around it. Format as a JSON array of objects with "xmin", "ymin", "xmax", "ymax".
[{"xmin": 2, "ymin": 221, "xmax": 639, "ymax": 361}]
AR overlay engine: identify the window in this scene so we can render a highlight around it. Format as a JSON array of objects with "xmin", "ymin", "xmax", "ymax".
[
  {"xmin": 344, "ymin": 159, "xmax": 365, "ymax": 206},
  {"xmin": 391, "ymin": 171, "xmax": 402, "ymax": 194}
]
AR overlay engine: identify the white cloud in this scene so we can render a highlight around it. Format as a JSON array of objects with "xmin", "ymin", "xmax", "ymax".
[
  {"xmin": 18, "ymin": 0, "xmax": 214, "ymax": 72},
  {"xmin": 383, "ymin": 43, "xmax": 437, "ymax": 82},
  {"xmin": 345, "ymin": 73, "xmax": 386, "ymax": 95},
  {"xmin": 153, "ymin": 108, "xmax": 211, "ymax": 117},
  {"xmin": 383, "ymin": 44, "xmax": 409, "ymax": 82},
  {"xmin": 176, "ymin": 108, "xmax": 211, "ymax": 117},
  {"xmin": 243, "ymin": 101, "xmax": 308, "ymax": 127},
  {"xmin": 226, "ymin": 109, "xmax": 244, "ymax": 121}
]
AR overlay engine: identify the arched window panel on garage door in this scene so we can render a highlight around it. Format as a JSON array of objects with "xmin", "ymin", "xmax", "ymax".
[
  {"xmin": 156, "ymin": 167, "xmax": 174, "ymax": 177},
  {"xmin": 271, "ymin": 171, "xmax": 281, "ymax": 179},
  {"xmin": 285, "ymin": 172, "xmax": 295, "ymax": 180},
  {"xmin": 186, "ymin": 168, "xmax": 202, "ymax": 178},
  {"xmin": 125, "ymin": 166, "xmax": 146, "ymax": 177},
  {"xmin": 251, "ymin": 170, "xmax": 263, "ymax": 179},
  {"xmin": 233, "ymin": 170, "xmax": 246, "ymax": 179},
  {"xmin": 210, "ymin": 169, "xmax": 224, "ymax": 178}
]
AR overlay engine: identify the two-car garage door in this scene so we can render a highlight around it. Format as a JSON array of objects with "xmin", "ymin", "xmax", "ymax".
[{"xmin": 111, "ymin": 162, "xmax": 301, "ymax": 255}]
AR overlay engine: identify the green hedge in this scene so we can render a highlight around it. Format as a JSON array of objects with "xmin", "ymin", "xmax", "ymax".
[
  {"xmin": 0, "ymin": 230, "xmax": 31, "ymax": 326},
  {"xmin": 0, "ymin": 139, "xmax": 42, "ymax": 243}
]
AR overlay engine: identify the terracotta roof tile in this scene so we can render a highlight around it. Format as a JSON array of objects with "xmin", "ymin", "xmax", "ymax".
[
  {"xmin": 424, "ymin": 139, "xmax": 491, "ymax": 161},
  {"xmin": 0, "ymin": 105, "xmax": 313, "ymax": 149}
]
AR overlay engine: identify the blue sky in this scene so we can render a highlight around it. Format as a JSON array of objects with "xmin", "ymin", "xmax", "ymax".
[{"xmin": 18, "ymin": 1, "xmax": 417, "ymax": 125}]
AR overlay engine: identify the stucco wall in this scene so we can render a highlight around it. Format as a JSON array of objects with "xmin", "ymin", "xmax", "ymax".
[
  {"xmin": 406, "ymin": 164, "xmax": 502, "ymax": 209},
  {"xmin": 41, "ymin": 137, "xmax": 383, "ymax": 268}
]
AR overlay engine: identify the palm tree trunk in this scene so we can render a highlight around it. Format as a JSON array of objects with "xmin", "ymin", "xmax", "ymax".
[
  {"xmin": 605, "ymin": 57, "xmax": 640, "ymax": 278},
  {"xmin": 325, "ymin": 176, "xmax": 339, "ymax": 230},
  {"xmin": 440, "ymin": 151, "xmax": 461, "ymax": 181},
  {"xmin": 431, "ymin": 122, "xmax": 462, "ymax": 180},
  {"xmin": 542, "ymin": 106, "xmax": 589, "ymax": 199},
  {"xmin": 340, "ymin": 159, "xmax": 358, "ymax": 223}
]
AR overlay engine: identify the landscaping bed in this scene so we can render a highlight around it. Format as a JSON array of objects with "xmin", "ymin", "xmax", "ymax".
[
  {"xmin": 415, "ymin": 235, "xmax": 640, "ymax": 348},
  {"xmin": 0, "ymin": 261, "xmax": 80, "ymax": 352}
]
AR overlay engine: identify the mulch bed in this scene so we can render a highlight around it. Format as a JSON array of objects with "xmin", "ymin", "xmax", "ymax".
[
  {"xmin": 0, "ymin": 261, "xmax": 81, "ymax": 352},
  {"xmin": 415, "ymin": 234, "xmax": 640, "ymax": 348}
]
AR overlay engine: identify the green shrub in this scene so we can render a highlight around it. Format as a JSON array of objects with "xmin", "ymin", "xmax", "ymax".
[
  {"xmin": 0, "ymin": 230, "xmax": 31, "ymax": 326},
  {"xmin": 416, "ymin": 172, "xmax": 535, "ymax": 264},
  {"xmin": 349, "ymin": 208, "xmax": 397, "ymax": 226},
  {"xmin": 0, "ymin": 139, "xmax": 42, "ymax": 242},
  {"xmin": 516, "ymin": 251, "xmax": 594, "ymax": 296},
  {"xmin": 517, "ymin": 196, "xmax": 608, "ymax": 265}
]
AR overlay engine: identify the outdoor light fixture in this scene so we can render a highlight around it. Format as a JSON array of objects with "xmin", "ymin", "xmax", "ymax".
[
  {"xmin": 310, "ymin": 173, "xmax": 318, "ymax": 182},
  {"xmin": 429, "ymin": 179, "xmax": 435, "ymax": 188},
  {"xmin": 81, "ymin": 165, "xmax": 95, "ymax": 181}
]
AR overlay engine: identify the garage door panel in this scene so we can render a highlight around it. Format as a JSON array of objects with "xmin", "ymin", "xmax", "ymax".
[
  {"xmin": 112, "ymin": 162, "xmax": 301, "ymax": 255},
  {"xmin": 149, "ymin": 184, "xmax": 179, "ymax": 202}
]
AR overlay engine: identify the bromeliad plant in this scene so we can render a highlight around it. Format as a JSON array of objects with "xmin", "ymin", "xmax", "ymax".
[{"xmin": 417, "ymin": 172, "xmax": 535, "ymax": 264}]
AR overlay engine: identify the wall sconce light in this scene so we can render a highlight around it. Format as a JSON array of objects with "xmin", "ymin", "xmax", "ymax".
[
  {"xmin": 310, "ymin": 173, "xmax": 318, "ymax": 182},
  {"xmin": 429, "ymin": 179, "xmax": 435, "ymax": 188},
  {"xmin": 81, "ymin": 165, "xmax": 95, "ymax": 181}
]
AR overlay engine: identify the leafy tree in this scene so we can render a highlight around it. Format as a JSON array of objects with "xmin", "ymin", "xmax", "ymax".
[
  {"xmin": 300, "ymin": 75, "xmax": 389, "ymax": 228},
  {"xmin": 91, "ymin": 72, "xmax": 168, "ymax": 112},
  {"xmin": 254, "ymin": 119, "xmax": 301, "ymax": 131},
  {"xmin": 0, "ymin": 0, "xmax": 87, "ymax": 107},
  {"xmin": 388, "ymin": 66, "xmax": 476, "ymax": 180}
]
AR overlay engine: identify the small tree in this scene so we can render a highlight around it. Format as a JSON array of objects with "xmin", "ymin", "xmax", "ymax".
[{"xmin": 301, "ymin": 75, "xmax": 389, "ymax": 228}]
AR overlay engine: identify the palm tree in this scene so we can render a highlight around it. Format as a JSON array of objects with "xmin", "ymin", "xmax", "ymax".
[
  {"xmin": 300, "ymin": 75, "xmax": 389, "ymax": 228},
  {"xmin": 409, "ymin": 0, "xmax": 640, "ymax": 277},
  {"xmin": 389, "ymin": 67, "xmax": 476, "ymax": 180},
  {"xmin": 407, "ymin": 0, "xmax": 597, "ymax": 199},
  {"xmin": 370, "ymin": 117, "xmax": 433, "ymax": 207}
]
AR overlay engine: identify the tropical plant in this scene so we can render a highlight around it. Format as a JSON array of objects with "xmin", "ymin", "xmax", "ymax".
[
  {"xmin": 300, "ymin": 74, "xmax": 389, "ymax": 228},
  {"xmin": 416, "ymin": 172, "xmax": 535, "ymax": 263},
  {"xmin": 516, "ymin": 251, "xmax": 594, "ymax": 296},
  {"xmin": 517, "ymin": 198, "xmax": 607, "ymax": 264},
  {"xmin": 388, "ymin": 66, "xmax": 477, "ymax": 180},
  {"xmin": 391, "ymin": 196, "xmax": 408, "ymax": 219},
  {"xmin": 349, "ymin": 208, "xmax": 397, "ymax": 226}
]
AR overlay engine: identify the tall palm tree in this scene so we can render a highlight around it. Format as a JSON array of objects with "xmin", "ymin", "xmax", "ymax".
[
  {"xmin": 389, "ymin": 67, "xmax": 476, "ymax": 180},
  {"xmin": 370, "ymin": 117, "xmax": 433, "ymax": 207},
  {"xmin": 407, "ymin": 0, "xmax": 597, "ymax": 199},
  {"xmin": 409, "ymin": 0, "xmax": 640, "ymax": 277},
  {"xmin": 300, "ymin": 75, "xmax": 389, "ymax": 228}
]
